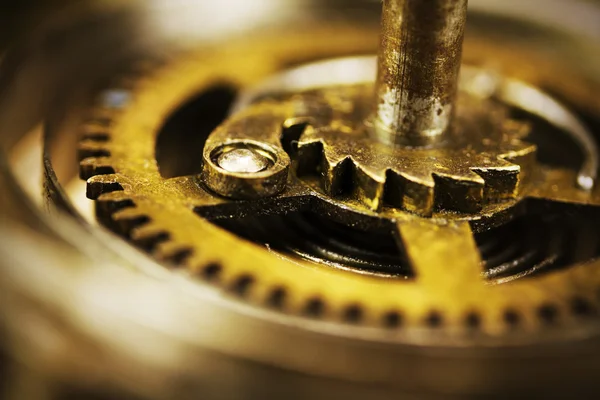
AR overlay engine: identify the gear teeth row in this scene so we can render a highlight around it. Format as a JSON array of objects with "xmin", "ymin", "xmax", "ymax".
[
  {"xmin": 297, "ymin": 138, "xmax": 526, "ymax": 215},
  {"xmin": 296, "ymin": 115, "xmax": 536, "ymax": 216},
  {"xmin": 80, "ymin": 157, "xmax": 115, "ymax": 180},
  {"xmin": 75, "ymin": 57, "xmax": 600, "ymax": 335},
  {"xmin": 82, "ymin": 152, "xmax": 195, "ymax": 266},
  {"xmin": 96, "ymin": 187, "xmax": 194, "ymax": 266},
  {"xmin": 75, "ymin": 58, "xmax": 201, "ymax": 270},
  {"xmin": 130, "ymin": 224, "xmax": 171, "ymax": 252}
]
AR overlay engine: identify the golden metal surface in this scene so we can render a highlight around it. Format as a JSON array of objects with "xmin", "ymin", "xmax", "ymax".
[
  {"xmin": 78, "ymin": 48, "xmax": 600, "ymax": 338},
  {"xmin": 202, "ymin": 139, "xmax": 290, "ymax": 199},
  {"xmin": 208, "ymin": 81, "xmax": 534, "ymax": 215}
]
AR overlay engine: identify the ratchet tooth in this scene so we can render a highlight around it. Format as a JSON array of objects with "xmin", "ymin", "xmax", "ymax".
[
  {"xmin": 79, "ymin": 157, "xmax": 115, "ymax": 180},
  {"xmin": 86, "ymin": 174, "xmax": 123, "ymax": 199},
  {"xmin": 112, "ymin": 208, "xmax": 151, "ymax": 235}
]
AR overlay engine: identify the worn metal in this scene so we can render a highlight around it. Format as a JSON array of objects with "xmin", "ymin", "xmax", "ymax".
[
  {"xmin": 372, "ymin": 0, "xmax": 468, "ymax": 146},
  {"xmin": 5, "ymin": 0, "xmax": 600, "ymax": 398},
  {"xmin": 207, "ymin": 59, "xmax": 536, "ymax": 216},
  {"xmin": 77, "ymin": 49, "xmax": 600, "ymax": 338},
  {"xmin": 203, "ymin": 139, "xmax": 290, "ymax": 199},
  {"xmin": 294, "ymin": 85, "xmax": 534, "ymax": 215}
]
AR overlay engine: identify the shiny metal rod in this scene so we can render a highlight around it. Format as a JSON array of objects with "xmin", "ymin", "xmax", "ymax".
[{"xmin": 372, "ymin": 0, "xmax": 468, "ymax": 146}]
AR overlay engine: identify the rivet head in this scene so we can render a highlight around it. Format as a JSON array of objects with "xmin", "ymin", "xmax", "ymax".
[
  {"xmin": 217, "ymin": 147, "xmax": 271, "ymax": 174},
  {"xmin": 202, "ymin": 140, "xmax": 290, "ymax": 200}
]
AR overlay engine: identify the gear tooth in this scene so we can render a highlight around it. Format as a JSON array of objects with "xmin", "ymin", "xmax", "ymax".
[
  {"xmin": 78, "ymin": 139, "xmax": 111, "ymax": 161},
  {"xmin": 112, "ymin": 207, "xmax": 148, "ymax": 221},
  {"xmin": 96, "ymin": 191, "xmax": 135, "ymax": 215},
  {"xmin": 281, "ymin": 118, "xmax": 312, "ymax": 155},
  {"xmin": 513, "ymin": 158, "xmax": 537, "ymax": 192},
  {"xmin": 130, "ymin": 224, "xmax": 170, "ymax": 251},
  {"xmin": 433, "ymin": 172, "xmax": 485, "ymax": 213},
  {"xmin": 472, "ymin": 162, "xmax": 520, "ymax": 201},
  {"xmin": 322, "ymin": 156, "xmax": 354, "ymax": 196},
  {"xmin": 79, "ymin": 157, "xmax": 115, "ymax": 180},
  {"xmin": 463, "ymin": 169, "xmax": 488, "ymax": 185},
  {"xmin": 111, "ymin": 208, "xmax": 151, "ymax": 235},
  {"xmin": 154, "ymin": 241, "xmax": 194, "ymax": 266},
  {"xmin": 385, "ymin": 171, "xmax": 435, "ymax": 216},
  {"xmin": 296, "ymin": 139, "xmax": 324, "ymax": 176},
  {"xmin": 292, "ymin": 113, "xmax": 533, "ymax": 214},
  {"xmin": 86, "ymin": 174, "xmax": 123, "ymax": 200},
  {"xmin": 353, "ymin": 163, "xmax": 386, "ymax": 211}
]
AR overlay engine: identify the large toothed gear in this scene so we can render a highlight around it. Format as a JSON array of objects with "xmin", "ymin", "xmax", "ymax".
[{"xmin": 76, "ymin": 53, "xmax": 600, "ymax": 339}]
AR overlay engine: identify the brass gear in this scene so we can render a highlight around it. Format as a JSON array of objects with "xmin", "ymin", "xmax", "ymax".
[
  {"xmin": 79, "ymin": 50, "xmax": 600, "ymax": 340},
  {"xmin": 208, "ymin": 81, "xmax": 535, "ymax": 215}
]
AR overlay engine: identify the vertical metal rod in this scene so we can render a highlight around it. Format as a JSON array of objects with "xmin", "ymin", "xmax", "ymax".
[{"xmin": 372, "ymin": 0, "xmax": 469, "ymax": 146}]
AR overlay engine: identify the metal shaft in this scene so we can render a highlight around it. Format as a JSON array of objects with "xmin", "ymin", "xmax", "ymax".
[{"xmin": 372, "ymin": 0, "xmax": 468, "ymax": 146}]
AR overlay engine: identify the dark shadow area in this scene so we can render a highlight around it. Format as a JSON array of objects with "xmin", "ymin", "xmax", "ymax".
[{"xmin": 156, "ymin": 85, "xmax": 237, "ymax": 178}]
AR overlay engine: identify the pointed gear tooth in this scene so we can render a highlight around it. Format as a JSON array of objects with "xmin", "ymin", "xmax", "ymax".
[
  {"xmin": 433, "ymin": 172, "xmax": 485, "ymax": 213},
  {"xmin": 78, "ymin": 140, "xmax": 111, "ymax": 161},
  {"xmin": 322, "ymin": 156, "xmax": 353, "ymax": 196},
  {"xmin": 385, "ymin": 171, "xmax": 435, "ymax": 216},
  {"xmin": 499, "ymin": 142, "xmax": 537, "ymax": 190},
  {"xmin": 462, "ymin": 169, "xmax": 488, "ymax": 185},
  {"xmin": 86, "ymin": 174, "xmax": 123, "ymax": 200},
  {"xmin": 354, "ymin": 164, "xmax": 386, "ymax": 211},
  {"xmin": 281, "ymin": 118, "xmax": 312, "ymax": 155},
  {"xmin": 472, "ymin": 162, "xmax": 521, "ymax": 201},
  {"xmin": 79, "ymin": 157, "xmax": 115, "ymax": 180},
  {"xmin": 296, "ymin": 140, "xmax": 323, "ymax": 176}
]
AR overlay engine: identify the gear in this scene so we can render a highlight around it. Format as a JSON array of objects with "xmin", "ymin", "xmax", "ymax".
[
  {"xmin": 79, "ymin": 51, "xmax": 600, "ymax": 340},
  {"xmin": 277, "ymin": 84, "xmax": 535, "ymax": 215}
]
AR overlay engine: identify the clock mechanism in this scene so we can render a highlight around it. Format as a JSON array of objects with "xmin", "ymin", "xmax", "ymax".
[{"xmin": 2, "ymin": 1, "xmax": 600, "ymax": 398}]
